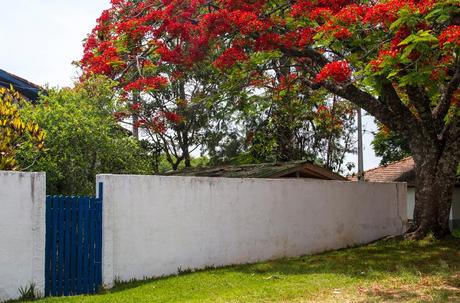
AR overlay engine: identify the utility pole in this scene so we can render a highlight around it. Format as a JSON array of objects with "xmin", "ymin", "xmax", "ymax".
[{"xmin": 357, "ymin": 108, "xmax": 364, "ymax": 181}]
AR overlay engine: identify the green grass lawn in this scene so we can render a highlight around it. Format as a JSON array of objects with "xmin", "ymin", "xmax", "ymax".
[{"xmin": 29, "ymin": 236, "xmax": 460, "ymax": 303}]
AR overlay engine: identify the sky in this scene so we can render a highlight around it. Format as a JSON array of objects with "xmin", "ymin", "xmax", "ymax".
[{"xmin": 0, "ymin": 0, "xmax": 382, "ymax": 171}]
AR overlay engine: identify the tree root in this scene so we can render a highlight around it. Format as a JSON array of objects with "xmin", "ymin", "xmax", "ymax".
[{"xmin": 403, "ymin": 230, "xmax": 426, "ymax": 241}]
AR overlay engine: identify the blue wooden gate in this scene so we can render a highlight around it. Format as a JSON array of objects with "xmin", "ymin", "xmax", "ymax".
[{"xmin": 45, "ymin": 183, "xmax": 103, "ymax": 297}]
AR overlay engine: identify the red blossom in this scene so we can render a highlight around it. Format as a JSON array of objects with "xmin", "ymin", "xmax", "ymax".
[
  {"xmin": 439, "ymin": 26, "xmax": 460, "ymax": 48},
  {"xmin": 315, "ymin": 61, "xmax": 352, "ymax": 83},
  {"xmin": 150, "ymin": 116, "xmax": 166, "ymax": 133},
  {"xmin": 163, "ymin": 111, "xmax": 183, "ymax": 124},
  {"xmin": 123, "ymin": 76, "xmax": 169, "ymax": 91},
  {"xmin": 452, "ymin": 89, "xmax": 460, "ymax": 106},
  {"xmin": 131, "ymin": 103, "xmax": 142, "ymax": 111},
  {"xmin": 114, "ymin": 111, "xmax": 129, "ymax": 121},
  {"xmin": 333, "ymin": 26, "xmax": 352, "ymax": 39},
  {"xmin": 369, "ymin": 49, "xmax": 398, "ymax": 71},
  {"xmin": 213, "ymin": 47, "xmax": 248, "ymax": 69}
]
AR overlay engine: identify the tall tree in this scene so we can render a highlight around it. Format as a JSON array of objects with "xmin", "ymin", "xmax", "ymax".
[{"xmin": 82, "ymin": 0, "xmax": 460, "ymax": 238}]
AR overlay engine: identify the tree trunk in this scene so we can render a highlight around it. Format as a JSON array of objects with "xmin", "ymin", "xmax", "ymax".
[
  {"xmin": 275, "ymin": 122, "xmax": 295, "ymax": 161},
  {"xmin": 132, "ymin": 92, "xmax": 140, "ymax": 140},
  {"xmin": 183, "ymin": 147, "xmax": 191, "ymax": 167},
  {"xmin": 407, "ymin": 148, "xmax": 458, "ymax": 239}
]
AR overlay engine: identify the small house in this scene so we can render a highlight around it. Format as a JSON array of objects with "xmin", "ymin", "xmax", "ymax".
[
  {"xmin": 351, "ymin": 157, "xmax": 460, "ymax": 230},
  {"xmin": 0, "ymin": 68, "xmax": 41, "ymax": 101}
]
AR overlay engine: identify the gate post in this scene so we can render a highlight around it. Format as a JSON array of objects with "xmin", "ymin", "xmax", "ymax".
[{"xmin": 96, "ymin": 175, "xmax": 115, "ymax": 289}]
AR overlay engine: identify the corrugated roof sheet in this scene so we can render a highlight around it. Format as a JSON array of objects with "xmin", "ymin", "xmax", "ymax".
[{"xmin": 164, "ymin": 161, "xmax": 346, "ymax": 180}]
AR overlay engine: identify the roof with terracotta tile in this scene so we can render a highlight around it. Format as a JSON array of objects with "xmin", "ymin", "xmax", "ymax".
[{"xmin": 349, "ymin": 157, "xmax": 416, "ymax": 185}]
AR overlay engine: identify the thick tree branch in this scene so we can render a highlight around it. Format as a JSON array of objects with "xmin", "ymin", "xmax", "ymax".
[
  {"xmin": 433, "ymin": 57, "xmax": 460, "ymax": 121},
  {"xmin": 405, "ymin": 85, "xmax": 437, "ymax": 139}
]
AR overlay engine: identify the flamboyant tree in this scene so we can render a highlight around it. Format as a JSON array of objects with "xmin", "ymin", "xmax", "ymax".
[
  {"xmin": 82, "ymin": 0, "xmax": 460, "ymax": 239},
  {"xmin": 226, "ymin": 60, "xmax": 358, "ymax": 172}
]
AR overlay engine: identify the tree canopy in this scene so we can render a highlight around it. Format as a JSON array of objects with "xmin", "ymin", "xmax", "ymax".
[{"xmin": 82, "ymin": 0, "xmax": 460, "ymax": 238}]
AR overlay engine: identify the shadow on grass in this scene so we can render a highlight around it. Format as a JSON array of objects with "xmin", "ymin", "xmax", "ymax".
[
  {"xmin": 105, "ymin": 236, "xmax": 460, "ymax": 297},
  {"xmin": 236, "ymin": 236, "xmax": 460, "ymax": 279}
]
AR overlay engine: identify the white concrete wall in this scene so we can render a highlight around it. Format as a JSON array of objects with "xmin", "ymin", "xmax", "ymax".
[
  {"xmin": 98, "ymin": 175, "xmax": 407, "ymax": 286},
  {"xmin": 0, "ymin": 171, "xmax": 46, "ymax": 302}
]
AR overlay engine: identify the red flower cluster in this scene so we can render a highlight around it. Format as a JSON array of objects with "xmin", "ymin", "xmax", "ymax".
[
  {"xmin": 213, "ymin": 47, "xmax": 248, "ymax": 69},
  {"xmin": 317, "ymin": 105, "xmax": 329, "ymax": 112},
  {"xmin": 114, "ymin": 111, "xmax": 129, "ymax": 121},
  {"xmin": 163, "ymin": 111, "xmax": 183, "ymax": 124},
  {"xmin": 229, "ymin": 10, "xmax": 269, "ymax": 35},
  {"xmin": 298, "ymin": 28, "xmax": 315, "ymax": 47},
  {"xmin": 315, "ymin": 61, "xmax": 352, "ymax": 84},
  {"xmin": 335, "ymin": 4, "xmax": 367, "ymax": 25},
  {"xmin": 332, "ymin": 26, "xmax": 352, "ymax": 40},
  {"xmin": 124, "ymin": 76, "xmax": 169, "ymax": 91},
  {"xmin": 452, "ymin": 89, "xmax": 460, "ymax": 106},
  {"xmin": 151, "ymin": 117, "xmax": 167, "ymax": 133},
  {"xmin": 131, "ymin": 103, "xmax": 142, "ymax": 111},
  {"xmin": 370, "ymin": 49, "xmax": 398, "ymax": 71},
  {"xmin": 363, "ymin": 0, "xmax": 411, "ymax": 25},
  {"xmin": 439, "ymin": 26, "xmax": 460, "ymax": 48},
  {"xmin": 81, "ymin": 41, "xmax": 122, "ymax": 76}
]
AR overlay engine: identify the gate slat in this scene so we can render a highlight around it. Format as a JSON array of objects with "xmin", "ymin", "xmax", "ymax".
[
  {"xmin": 44, "ymin": 196, "xmax": 52, "ymax": 296},
  {"xmin": 82, "ymin": 197, "xmax": 90, "ymax": 294},
  {"xmin": 71, "ymin": 198, "xmax": 76, "ymax": 293},
  {"xmin": 76, "ymin": 196, "xmax": 84, "ymax": 295},
  {"xmin": 88, "ymin": 199, "xmax": 95, "ymax": 293},
  {"xmin": 59, "ymin": 196, "xmax": 67, "ymax": 296},
  {"xmin": 50, "ymin": 196, "xmax": 58, "ymax": 296},
  {"xmin": 64, "ymin": 197, "xmax": 71, "ymax": 296},
  {"xmin": 69, "ymin": 197, "xmax": 77, "ymax": 295}
]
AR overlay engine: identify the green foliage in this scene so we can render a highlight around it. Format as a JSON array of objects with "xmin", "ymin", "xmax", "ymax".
[
  {"xmin": 18, "ymin": 283, "xmax": 38, "ymax": 301},
  {"xmin": 371, "ymin": 122, "xmax": 411, "ymax": 166},
  {"xmin": 0, "ymin": 87, "xmax": 45, "ymax": 170},
  {"xmin": 18, "ymin": 77, "xmax": 153, "ymax": 195}
]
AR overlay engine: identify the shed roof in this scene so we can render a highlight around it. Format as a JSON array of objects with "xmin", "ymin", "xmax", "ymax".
[
  {"xmin": 164, "ymin": 161, "xmax": 346, "ymax": 180},
  {"xmin": 0, "ymin": 69, "xmax": 41, "ymax": 101}
]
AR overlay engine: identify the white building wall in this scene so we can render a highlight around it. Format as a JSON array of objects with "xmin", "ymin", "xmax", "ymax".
[
  {"xmin": 97, "ymin": 175, "xmax": 407, "ymax": 287},
  {"xmin": 407, "ymin": 188, "xmax": 416, "ymax": 220},
  {"xmin": 406, "ymin": 187, "xmax": 459, "ymax": 229},
  {"xmin": 450, "ymin": 188, "xmax": 460, "ymax": 230},
  {"xmin": 0, "ymin": 171, "xmax": 46, "ymax": 302}
]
